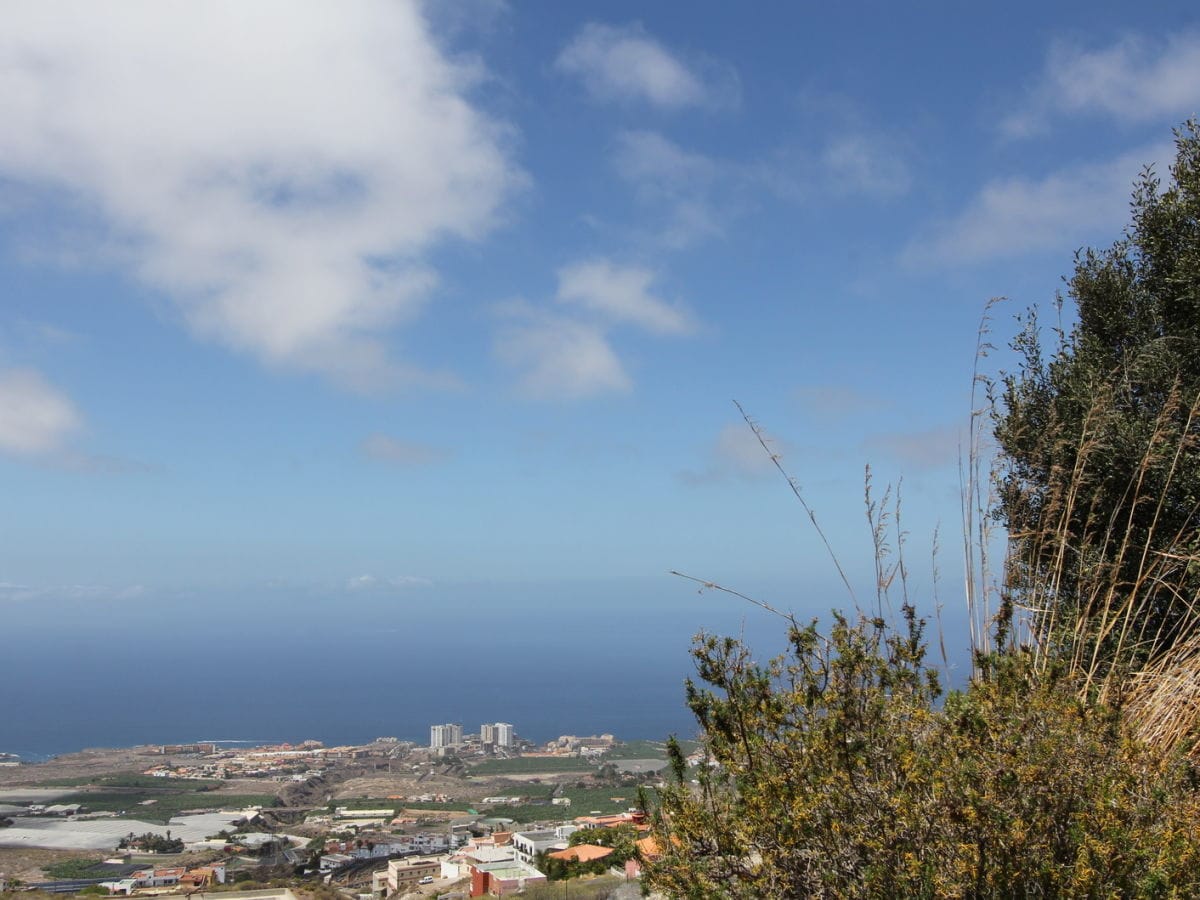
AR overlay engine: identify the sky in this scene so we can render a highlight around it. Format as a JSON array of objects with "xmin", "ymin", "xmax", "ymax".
[{"xmin": 2, "ymin": 1, "xmax": 1200, "ymax": 668}]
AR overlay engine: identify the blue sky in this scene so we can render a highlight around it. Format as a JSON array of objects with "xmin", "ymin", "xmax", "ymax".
[{"xmin": 2, "ymin": 1, "xmax": 1199, "ymax": 632}]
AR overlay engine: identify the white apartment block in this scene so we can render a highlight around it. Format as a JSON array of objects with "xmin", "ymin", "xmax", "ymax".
[
  {"xmin": 480, "ymin": 722, "xmax": 515, "ymax": 748},
  {"xmin": 430, "ymin": 723, "xmax": 463, "ymax": 748}
]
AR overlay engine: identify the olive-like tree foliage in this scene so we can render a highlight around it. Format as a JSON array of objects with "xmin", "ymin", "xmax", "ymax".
[
  {"xmin": 645, "ymin": 608, "xmax": 1200, "ymax": 898},
  {"xmin": 994, "ymin": 121, "xmax": 1200, "ymax": 675}
]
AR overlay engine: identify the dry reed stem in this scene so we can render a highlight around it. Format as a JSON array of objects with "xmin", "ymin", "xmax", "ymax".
[{"xmin": 1004, "ymin": 374, "xmax": 1200, "ymax": 758}]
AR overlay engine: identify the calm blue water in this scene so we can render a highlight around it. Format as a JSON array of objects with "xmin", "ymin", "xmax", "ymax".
[{"xmin": 0, "ymin": 576, "xmax": 970, "ymax": 760}]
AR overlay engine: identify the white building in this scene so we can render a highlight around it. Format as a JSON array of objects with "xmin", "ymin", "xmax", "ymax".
[
  {"xmin": 511, "ymin": 828, "xmax": 569, "ymax": 865},
  {"xmin": 430, "ymin": 723, "xmax": 463, "ymax": 748},
  {"xmin": 480, "ymin": 722, "xmax": 515, "ymax": 748}
]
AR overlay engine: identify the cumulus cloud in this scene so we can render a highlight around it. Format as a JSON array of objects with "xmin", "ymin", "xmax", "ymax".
[
  {"xmin": 360, "ymin": 434, "xmax": 451, "ymax": 466},
  {"xmin": 1003, "ymin": 32, "xmax": 1200, "ymax": 137},
  {"xmin": 494, "ymin": 310, "xmax": 632, "ymax": 400},
  {"xmin": 0, "ymin": 1, "xmax": 522, "ymax": 389},
  {"xmin": 0, "ymin": 368, "xmax": 81, "ymax": 458},
  {"xmin": 904, "ymin": 143, "xmax": 1172, "ymax": 266},
  {"xmin": 494, "ymin": 260, "xmax": 697, "ymax": 400},
  {"xmin": 556, "ymin": 259, "xmax": 695, "ymax": 335},
  {"xmin": 555, "ymin": 22, "xmax": 737, "ymax": 109}
]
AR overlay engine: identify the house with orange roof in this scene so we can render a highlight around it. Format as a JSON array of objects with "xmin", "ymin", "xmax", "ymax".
[
  {"xmin": 573, "ymin": 810, "xmax": 646, "ymax": 830},
  {"xmin": 626, "ymin": 835, "xmax": 666, "ymax": 879},
  {"xmin": 546, "ymin": 844, "xmax": 613, "ymax": 864},
  {"xmin": 179, "ymin": 864, "xmax": 226, "ymax": 888}
]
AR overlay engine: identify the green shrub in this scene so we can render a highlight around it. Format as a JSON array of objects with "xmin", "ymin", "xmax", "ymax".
[{"xmin": 646, "ymin": 608, "xmax": 1200, "ymax": 898}]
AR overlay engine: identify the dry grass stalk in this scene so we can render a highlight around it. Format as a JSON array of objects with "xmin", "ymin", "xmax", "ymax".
[{"xmin": 999, "ymin": 378, "xmax": 1200, "ymax": 758}]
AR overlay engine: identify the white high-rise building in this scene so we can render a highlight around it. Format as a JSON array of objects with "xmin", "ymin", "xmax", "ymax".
[
  {"xmin": 430, "ymin": 723, "xmax": 463, "ymax": 749},
  {"xmin": 479, "ymin": 722, "xmax": 514, "ymax": 749}
]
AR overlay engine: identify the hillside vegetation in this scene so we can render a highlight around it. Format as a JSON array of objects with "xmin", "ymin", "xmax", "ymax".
[{"xmin": 645, "ymin": 123, "xmax": 1200, "ymax": 898}]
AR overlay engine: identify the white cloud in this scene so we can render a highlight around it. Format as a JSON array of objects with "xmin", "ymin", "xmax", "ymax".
[
  {"xmin": 556, "ymin": 260, "xmax": 695, "ymax": 335},
  {"xmin": 346, "ymin": 574, "xmax": 431, "ymax": 591},
  {"xmin": 612, "ymin": 129, "xmax": 911, "ymax": 250},
  {"xmin": 864, "ymin": 425, "xmax": 961, "ymax": 470},
  {"xmin": 679, "ymin": 422, "xmax": 782, "ymax": 485},
  {"xmin": 613, "ymin": 130, "xmax": 719, "ymax": 188},
  {"xmin": 0, "ymin": 581, "xmax": 145, "ymax": 603},
  {"xmin": 494, "ymin": 311, "xmax": 632, "ymax": 400},
  {"xmin": 494, "ymin": 259, "xmax": 698, "ymax": 400},
  {"xmin": 1004, "ymin": 32, "xmax": 1200, "ymax": 137},
  {"xmin": 424, "ymin": 0, "xmax": 510, "ymax": 40},
  {"xmin": 904, "ymin": 143, "xmax": 1172, "ymax": 266},
  {"xmin": 0, "ymin": 1, "xmax": 522, "ymax": 389},
  {"xmin": 794, "ymin": 385, "xmax": 884, "ymax": 420},
  {"xmin": 555, "ymin": 22, "xmax": 736, "ymax": 110},
  {"xmin": 821, "ymin": 135, "xmax": 912, "ymax": 198},
  {"xmin": 0, "ymin": 368, "xmax": 81, "ymax": 457},
  {"xmin": 714, "ymin": 422, "xmax": 778, "ymax": 475},
  {"xmin": 788, "ymin": 87, "xmax": 914, "ymax": 199},
  {"xmin": 361, "ymin": 434, "xmax": 450, "ymax": 466},
  {"xmin": 612, "ymin": 130, "xmax": 725, "ymax": 248}
]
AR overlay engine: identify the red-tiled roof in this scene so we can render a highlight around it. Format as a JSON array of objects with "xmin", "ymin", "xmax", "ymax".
[
  {"xmin": 548, "ymin": 844, "xmax": 614, "ymax": 863},
  {"xmin": 636, "ymin": 836, "xmax": 662, "ymax": 860}
]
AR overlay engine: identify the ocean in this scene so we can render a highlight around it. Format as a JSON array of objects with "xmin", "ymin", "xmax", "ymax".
[{"xmin": 1, "ymin": 575, "xmax": 971, "ymax": 760}]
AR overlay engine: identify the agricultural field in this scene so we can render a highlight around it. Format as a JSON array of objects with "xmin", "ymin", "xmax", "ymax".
[
  {"xmin": 55, "ymin": 790, "xmax": 279, "ymax": 825},
  {"xmin": 26, "ymin": 775, "xmax": 280, "ymax": 826},
  {"xmin": 478, "ymin": 783, "xmax": 641, "ymax": 824},
  {"xmin": 333, "ymin": 798, "xmax": 476, "ymax": 814},
  {"xmin": 557, "ymin": 786, "xmax": 640, "ymax": 815},
  {"xmin": 469, "ymin": 756, "xmax": 595, "ymax": 775},
  {"xmin": 602, "ymin": 740, "xmax": 669, "ymax": 760},
  {"xmin": 474, "ymin": 801, "xmax": 559, "ymax": 825},
  {"xmin": 603, "ymin": 739, "xmax": 700, "ymax": 760},
  {"xmin": 35, "ymin": 774, "xmax": 221, "ymax": 791}
]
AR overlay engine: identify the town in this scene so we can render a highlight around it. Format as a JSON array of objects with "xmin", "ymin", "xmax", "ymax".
[{"xmin": 0, "ymin": 727, "xmax": 696, "ymax": 899}]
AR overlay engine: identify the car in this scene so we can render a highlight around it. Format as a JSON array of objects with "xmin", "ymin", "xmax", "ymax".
[{"xmin": 419, "ymin": 876, "xmax": 434, "ymax": 884}]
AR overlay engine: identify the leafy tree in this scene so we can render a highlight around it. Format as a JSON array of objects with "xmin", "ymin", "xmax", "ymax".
[
  {"xmin": 118, "ymin": 830, "xmax": 184, "ymax": 853},
  {"xmin": 995, "ymin": 121, "xmax": 1200, "ymax": 672}
]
